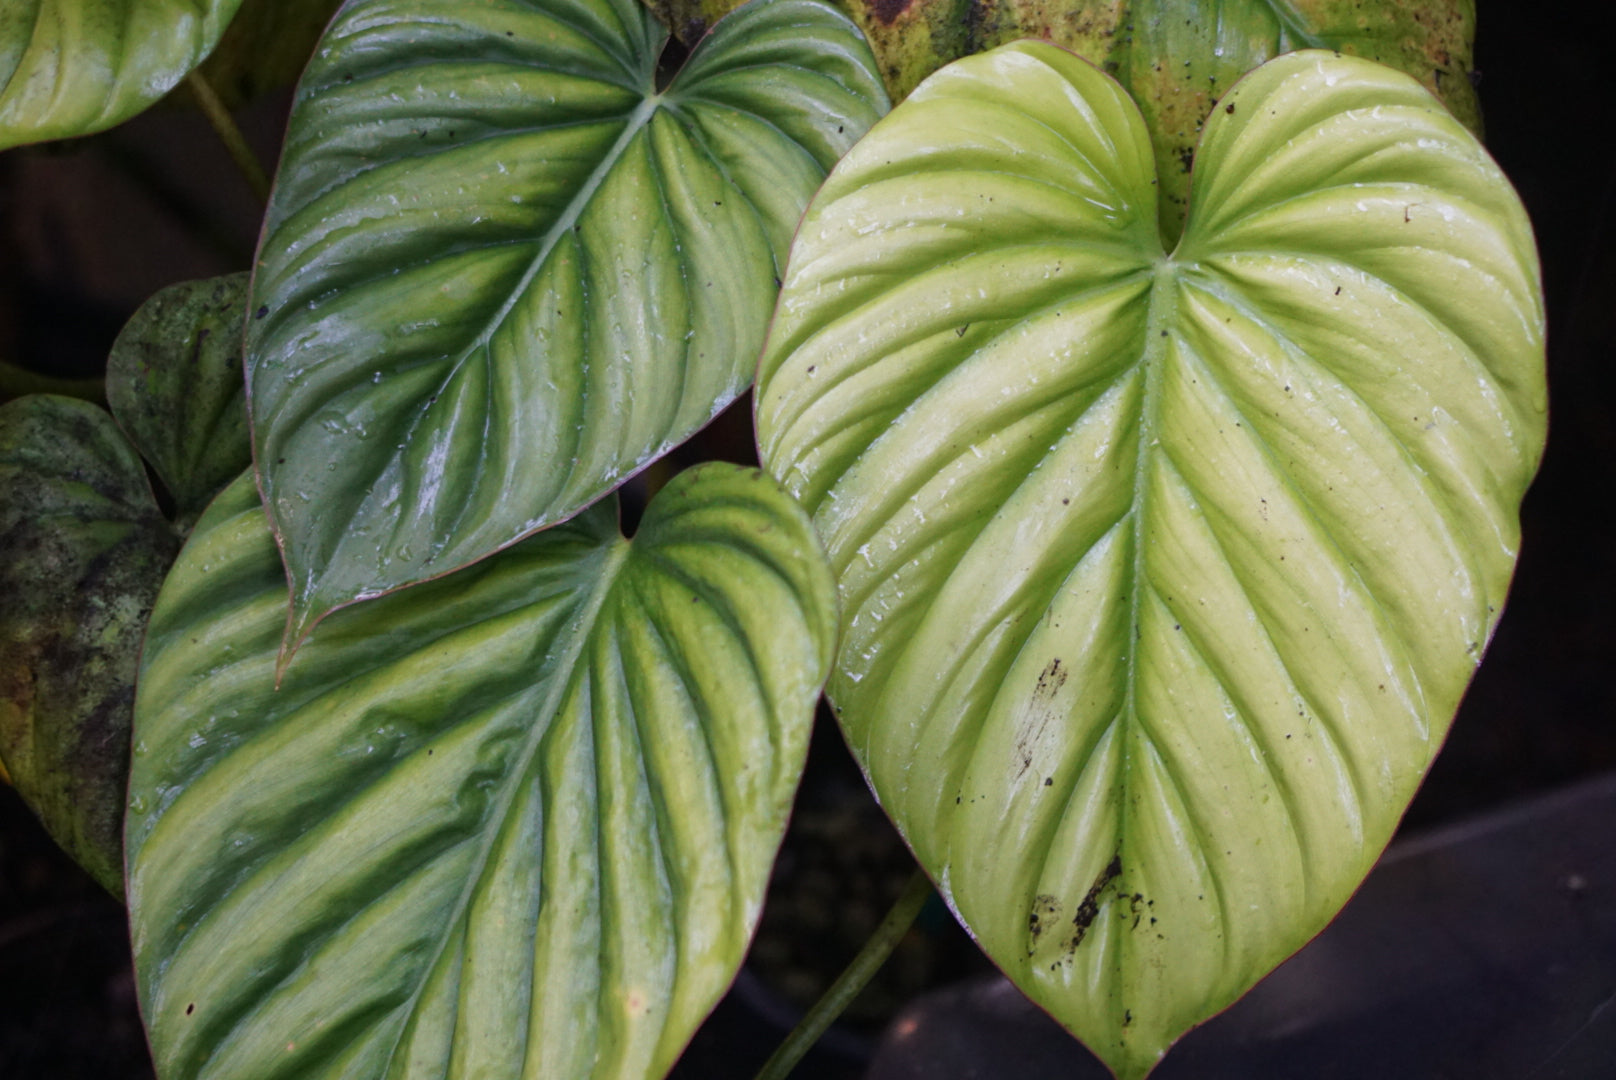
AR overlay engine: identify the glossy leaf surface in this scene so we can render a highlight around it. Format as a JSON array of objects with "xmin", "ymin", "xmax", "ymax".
[
  {"xmin": 128, "ymin": 464, "xmax": 836, "ymax": 1080},
  {"xmin": 0, "ymin": 396, "xmax": 179, "ymax": 894},
  {"xmin": 0, "ymin": 0, "xmax": 246, "ymax": 150},
  {"xmin": 248, "ymin": 0, "xmax": 886, "ymax": 654},
  {"xmin": 107, "ymin": 273, "xmax": 253, "ymax": 531},
  {"xmin": 757, "ymin": 45, "xmax": 1544, "ymax": 1077}
]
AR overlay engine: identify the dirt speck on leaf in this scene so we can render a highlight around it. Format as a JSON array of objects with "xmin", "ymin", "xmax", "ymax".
[{"xmin": 1066, "ymin": 854, "xmax": 1122, "ymax": 954}]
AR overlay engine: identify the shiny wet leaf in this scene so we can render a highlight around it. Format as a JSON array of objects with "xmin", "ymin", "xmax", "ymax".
[
  {"xmin": 247, "ymin": 0, "xmax": 886, "ymax": 657},
  {"xmin": 128, "ymin": 464, "xmax": 837, "ymax": 1080}
]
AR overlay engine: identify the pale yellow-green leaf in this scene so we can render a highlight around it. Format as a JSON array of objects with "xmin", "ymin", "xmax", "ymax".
[{"xmin": 757, "ymin": 44, "xmax": 1543, "ymax": 1077}]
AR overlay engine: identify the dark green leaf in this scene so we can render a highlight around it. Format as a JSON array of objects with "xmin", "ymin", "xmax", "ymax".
[
  {"xmin": 0, "ymin": 0, "xmax": 247, "ymax": 149},
  {"xmin": 247, "ymin": 0, "xmax": 886, "ymax": 656},
  {"xmin": 757, "ymin": 45, "xmax": 1543, "ymax": 1077},
  {"xmin": 106, "ymin": 273, "xmax": 253, "ymax": 531},
  {"xmin": 0, "ymin": 396, "xmax": 180, "ymax": 895},
  {"xmin": 128, "ymin": 463, "xmax": 836, "ymax": 1080}
]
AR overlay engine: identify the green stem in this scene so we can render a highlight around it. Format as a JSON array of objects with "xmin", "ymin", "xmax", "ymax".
[
  {"xmin": 753, "ymin": 867, "xmax": 933, "ymax": 1080},
  {"xmin": 0, "ymin": 359, "xmax": 105, "ymax": 405},
  {"xmin": 185, "ymin": 69, "xmax": 271, "ymax": 204}
]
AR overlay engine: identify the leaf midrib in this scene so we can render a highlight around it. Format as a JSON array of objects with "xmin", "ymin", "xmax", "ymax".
[
  {"xmin": 379, "ymin": 533, "xmax": 634, "ymax": 1074},
  {"xmin": 280, "ymin": 88, "xmax": 665, "ymax": 646},
  {"xmin": 422, "ymin": 90, "xmax": 664, "ymax": 408},
  {"xmin": 1111, "ymin": 254, "xmax": 1183, "ymax": 1009}
]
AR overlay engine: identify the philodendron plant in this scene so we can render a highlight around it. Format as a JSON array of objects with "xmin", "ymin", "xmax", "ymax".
[{"xmin": 0, "ymin": 0, "xmax": 1544, "ymax": 1078}]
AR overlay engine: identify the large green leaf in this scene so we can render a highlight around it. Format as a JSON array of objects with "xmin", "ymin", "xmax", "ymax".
[
  {"xmin": 247, "ymin": 0, "xmax": 886, "ymax": 657},
  {"xmin": 0, "ymin": 0, "xmax": 246, "ymax": 150},
  {"xmin": 106, "ymin": 273, "xmax": 253, "ymax": 531},
  {"xmin": 756, "ymin": 44, "xmax": 1544, "ymax": 1078},
  {"xmin": 0, "ymin": 396, "xmax": 180, "ymax": 894},
  {"xmin": 127, "ymin": 463, "xmax": 837, "ymax": 1080}
]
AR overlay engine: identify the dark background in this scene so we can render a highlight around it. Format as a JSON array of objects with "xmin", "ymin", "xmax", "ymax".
[{"xmin": 2, "ymin": 1, "xmax": 1613, "ymax": 1076}]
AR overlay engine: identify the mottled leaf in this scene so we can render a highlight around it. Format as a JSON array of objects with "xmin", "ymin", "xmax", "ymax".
[
  {"xmin": 106, "ymin": 274, "xmax": 253, "ymax": 531},
  {"xmin": 0, "ymin": 396, "xmax": 180, "ymax": 894},
  {"xmin": 756, "ymin": 45, "xmax": 1543, "ymax": 1077},
  {"xmin": 247, "ymin": 0, "xmax": 886, "ymax": 657},
  {"xmin": 0, "ymin": 0, "xmax": 246, "ymax": 150},
  {"xmin": 127, "ymin": 463, "xmax": 836, "ymax": 1080}
]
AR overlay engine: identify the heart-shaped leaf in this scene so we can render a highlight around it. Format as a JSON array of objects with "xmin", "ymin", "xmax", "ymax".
[
  {"xmin": 247, "ymin": 0, "xmax": 886, "ymax": 657},
  {"xmin": 756, "ymin": 44, "xmax": 1544, "ymax": 1078},
  {"xmin": 0, "ymin": 0, "xmax": 246, "ymax": 150},
  {"xmin": 106, "ymin": 273, "xmax": 253, "ymax": 531},
  {"xmin": 0, "ymin": 396, "xmax": 180, "ymax": 894},
  {"xmin": 127, "ymin": 463, "xmax": 836, "ymax": 1080}
]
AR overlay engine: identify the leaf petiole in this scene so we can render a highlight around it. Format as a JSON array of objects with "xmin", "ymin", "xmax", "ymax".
[
  {"xmin": 184, "ymin": 69, "xmax": 271, "ymax": 203},
  {"xmin": 753, "ymin": 866, "xmax": 933, "ymax": 1080}
]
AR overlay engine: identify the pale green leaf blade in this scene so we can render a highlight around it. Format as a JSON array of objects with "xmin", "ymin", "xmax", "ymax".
[
  {"xmin": 106, "ymin": 273, "xmax": 253, "ymax": 530},
  {"xmin": 127, "ymin": 463, "xmax": 836, "ymax": 1080},
  {"xmin": 756, "ymin": 43, "xmax": 1544, "ymax": 1078},
  {"xmin": 0, "ymin": 395, "xmax": 180, "ymax": 894},
  {"xmin": 247, "ymin": 0, "xmax": 886, "ymax": 654},
  {"xmin": 0, "ymin": 0, "xmax": 246, "ymax": 150}
]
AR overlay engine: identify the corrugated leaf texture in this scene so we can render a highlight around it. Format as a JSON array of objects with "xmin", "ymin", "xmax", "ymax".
[
  {"xmin": 246, "ymin": 0, "xmax": 886, "ymax": 654},
  {"xmin": 106, "ymin": 273, "xmax": 253, "ymax": 531},
  {"xmin": 127, "ymin": 463, "xmax": 837, "ymax": 1080},
  {"xmin": 756, "ymin": 44, "xmax": 1544, "ymax": 1077},
  {"xmin": 0, "ymin": 0, "xmax": 246, "ymax": 149}
]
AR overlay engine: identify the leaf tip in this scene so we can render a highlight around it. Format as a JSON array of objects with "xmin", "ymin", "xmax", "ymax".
[{"xmin": 277, "ymin": 600, "xmax": 324, "ymax": 686}]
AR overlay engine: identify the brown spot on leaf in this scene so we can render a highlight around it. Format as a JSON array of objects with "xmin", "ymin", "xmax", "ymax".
[
  {"xmin": 868, "ymin": 0, "xmax": 914, "ymax": 26},
  {"xmin": 1067, "ymin": 854, "xmax": 1122, "ymax": 953},
  {"xmin": 1034, "ymin": 657, "xmax": 1066, "ymax": 696},
  {"xmin": 1028, "ymin": 893, "xmax": 1060, "ymax": 949},
  {"xmin": 1014, "ymin": 659, "xmax": 1067, "ymax": 779}
]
